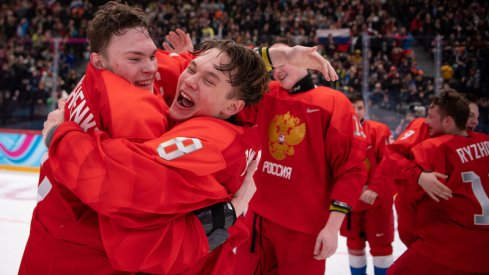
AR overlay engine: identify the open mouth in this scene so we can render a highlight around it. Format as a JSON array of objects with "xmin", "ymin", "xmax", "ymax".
[{"xmin": 177, "ymin": 91, "xmax": 194, "ymax": 108}]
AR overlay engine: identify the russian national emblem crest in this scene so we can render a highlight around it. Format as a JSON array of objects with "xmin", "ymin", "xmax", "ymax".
[{"xmin": 268, "ymin": 112, "xmax": 306, "ymax": 160}]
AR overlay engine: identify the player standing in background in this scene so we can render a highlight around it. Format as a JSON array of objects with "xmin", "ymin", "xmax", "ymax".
[
  {"xmin": 341, "ymin": 94, "xmax": 395, "ymax": 275},
  {"xmin": 380, "ymin": 115, "xmax": 430, "ymax": 246},
  {"xmin": 388, "ymin": 91, "xmax": 489, "ymax": 275},
  {"xmin": 235, "ymin": 42, "xmax": 366, "ymax": 275}
]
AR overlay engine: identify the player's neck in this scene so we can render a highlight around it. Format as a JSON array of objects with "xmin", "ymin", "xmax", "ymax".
[{"xmin": 450, "ymin": 129, "xmax": 468, "ymax": 137}]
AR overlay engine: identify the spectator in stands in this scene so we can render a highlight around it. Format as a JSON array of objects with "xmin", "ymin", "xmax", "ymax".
[{"xmin": 1, "ymin": 0, "xmax": 488, "ymax": 134}]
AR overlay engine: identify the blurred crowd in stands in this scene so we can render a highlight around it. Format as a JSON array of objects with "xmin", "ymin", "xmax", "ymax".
[{"xmin": 1, "ymin": 0, "xmax": 488, "ymax": 133}]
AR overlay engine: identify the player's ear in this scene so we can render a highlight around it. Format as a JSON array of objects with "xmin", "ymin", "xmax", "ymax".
[
  {"xmin": 90, "ymin": 52, "xmax": 105, "ymax": 69},
  {"xmin": 223, "ymin": 99, "xmax": 245, "ymax": 117},
  {"xmin": 443, "ymin": 115, "xmax": 455, "ymax": 129}
]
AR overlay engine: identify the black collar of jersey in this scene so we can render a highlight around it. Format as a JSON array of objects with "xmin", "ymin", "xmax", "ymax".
[{"xmin": 288, "ymin": 74, "xmax": 315, "ymax": 94}]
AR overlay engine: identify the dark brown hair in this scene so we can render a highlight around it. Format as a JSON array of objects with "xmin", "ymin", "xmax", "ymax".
[
  {"xmin": 87, "ymin": 1, "xmax": 150, "ymax": 54},
  {"xmin": 431, "ymin": 90, "xmax": 469, "ymax": 130},
  {"xmin": 463, "ymin": 93, "xmax": 478, "ymax": 104},
  {"xmin": 194, "ymin": 40, "xmax": 269, "ymax": 105},
  {"xmin": 347, "ymin": 93, "xmax": 365, "ymax": 104}
]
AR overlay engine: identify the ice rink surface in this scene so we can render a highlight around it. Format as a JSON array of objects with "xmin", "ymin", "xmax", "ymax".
[{"xmin": 0, "ymin": 170, "xmax": 406, "ymax": 275}]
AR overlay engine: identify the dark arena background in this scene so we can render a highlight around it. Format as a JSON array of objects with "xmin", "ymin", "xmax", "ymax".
[{"xmin": 1, "ymin": 1, "xmax": 488, "ymax": 274}]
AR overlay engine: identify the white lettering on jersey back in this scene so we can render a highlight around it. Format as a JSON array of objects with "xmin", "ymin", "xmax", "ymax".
[
  {"xmin": 456, "ymin": 141, "xmax": 489, "ymax": 164},
  {"xmin": 38, "ymin": 76, "xmax": 96, "ymax": 202},
  {"xmin": 262, "ymin": 161, "xmax": 292, "ymax": 180},
  {"xmin": 66, "ymin": 76, "xmax": 97, "ymax": 132}
]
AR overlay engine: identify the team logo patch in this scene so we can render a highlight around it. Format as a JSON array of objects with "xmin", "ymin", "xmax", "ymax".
[
  {"xmin": 268, "ymin": 112, "xmax": 305, "ymax": 160},
  {"xmin": 157, "ymin": 137, "xmax": 203, "ymax": 160}
]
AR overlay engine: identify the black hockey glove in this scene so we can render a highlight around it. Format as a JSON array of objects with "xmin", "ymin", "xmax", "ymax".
[{"xmin": 194, "ymin": 202, "xmax": 237, "ymax": 251}]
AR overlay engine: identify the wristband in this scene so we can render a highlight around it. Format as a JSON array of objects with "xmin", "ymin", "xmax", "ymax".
[
  {"xmin": 255, "ymin": 47, "xmax": 273, "ymax": 72},
  {"xmin": 329, "ymin": 200, "xmax": 351, "ymax": 214}
]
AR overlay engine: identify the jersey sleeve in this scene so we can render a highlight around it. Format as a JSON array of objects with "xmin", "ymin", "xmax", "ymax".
[
  {"xmin": 378, "ymin": 118, "xmax": 428, "ymax": 191},
  {"xmin": 408, "ymin": 138, "xmax": 448, "ymax": 201},
  {"xmin": 326, "ymin": 94, "xmax": 367, "ymax": 210},
  {"xmin": 48, "ymin": 122, "xmax": 232, "ymax": 219}
]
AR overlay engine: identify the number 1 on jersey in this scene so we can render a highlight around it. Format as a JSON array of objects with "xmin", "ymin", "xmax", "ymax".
[{"xmin": 462, "ymin": 171, "xmax": 489, "ymax": 225}]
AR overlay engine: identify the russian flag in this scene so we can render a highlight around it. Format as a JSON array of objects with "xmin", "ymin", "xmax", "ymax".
[{"xmin": 316, "ymin": 28, "xmax": 351, "ymax": 52}]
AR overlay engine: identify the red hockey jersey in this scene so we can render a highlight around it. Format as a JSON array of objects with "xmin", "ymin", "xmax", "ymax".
[
  {"xmin": 355, "ymin": 119, "xmax": 395, "ymax": 211},
  {"xmin": 380, "ymin": 117, "xmax": 430, "ymax": 191},
  {"xmin": 20, "ymin": 51, "xmax": 194, "ymax": 275},
  {"xmin": 246, "ymin": 81, "xmax": 366, "ymax": 235},
  {"xmin": 410, "ymin": 132, "xmax": 489, "ymax": 273},
  {"xmin": 48, "ymin": 117, "xmax": 260, "ymax": 274}
]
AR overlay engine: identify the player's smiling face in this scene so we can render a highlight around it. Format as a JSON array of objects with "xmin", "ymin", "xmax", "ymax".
[
  {"xmin": 169, "ymin": 48, "xmax": 244, "ymax": 121},
  {"xmin": 272, "ymin": 64, "xmax": 307, "ymax": 90},
  {"xmin": 91, "ymin": 27, "xmax": 157, "ymax": 92}
]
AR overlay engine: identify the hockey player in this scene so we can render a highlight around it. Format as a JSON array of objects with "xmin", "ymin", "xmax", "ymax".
[
  {"xmin": 341, "ymin": 94, "xmax": 395, "ymax": 275},
  {"xmin": 381, "ymin": 90, "xmax": 480, "ymax": 247},
  {"xmin": 235, "ymin": 43, "xmax": 367, "ymax": 275},
  {"xmin": 388, "ymin": 91, "xmax": 489, "ymax": 274}
]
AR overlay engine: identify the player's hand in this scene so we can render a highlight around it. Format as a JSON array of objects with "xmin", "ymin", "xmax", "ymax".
[
  {"xmin": 271, "ymin": 45, "xmax": 338, "ymax": 81},
  {"xmin": 232, "ymin": 150, "xmax": 261, "ymax": 216},
  {"xmin": 359, "ymin": 189, "xmax": 378, "ymax": 205},
  {"xmin": 57, "ymin": 98, "xmax": 67, "ymax": 110},
  {"xmin": 314, "ymin": 224, "xmax": 338, "ymax": 260},
  {"xmin": 162, "ymin": 28, "xmax": 194, "ymax": 53},
  {"xmin": 418, "ymin": 172, "xmax": 451, "ymax": 202},
  {"xmin": 43, "ymin": 98, "xmax": 66, "ymax": 134},
  {"xmin": 42, "ymin": 107, "xmax": 65, "ymax": 145}
]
